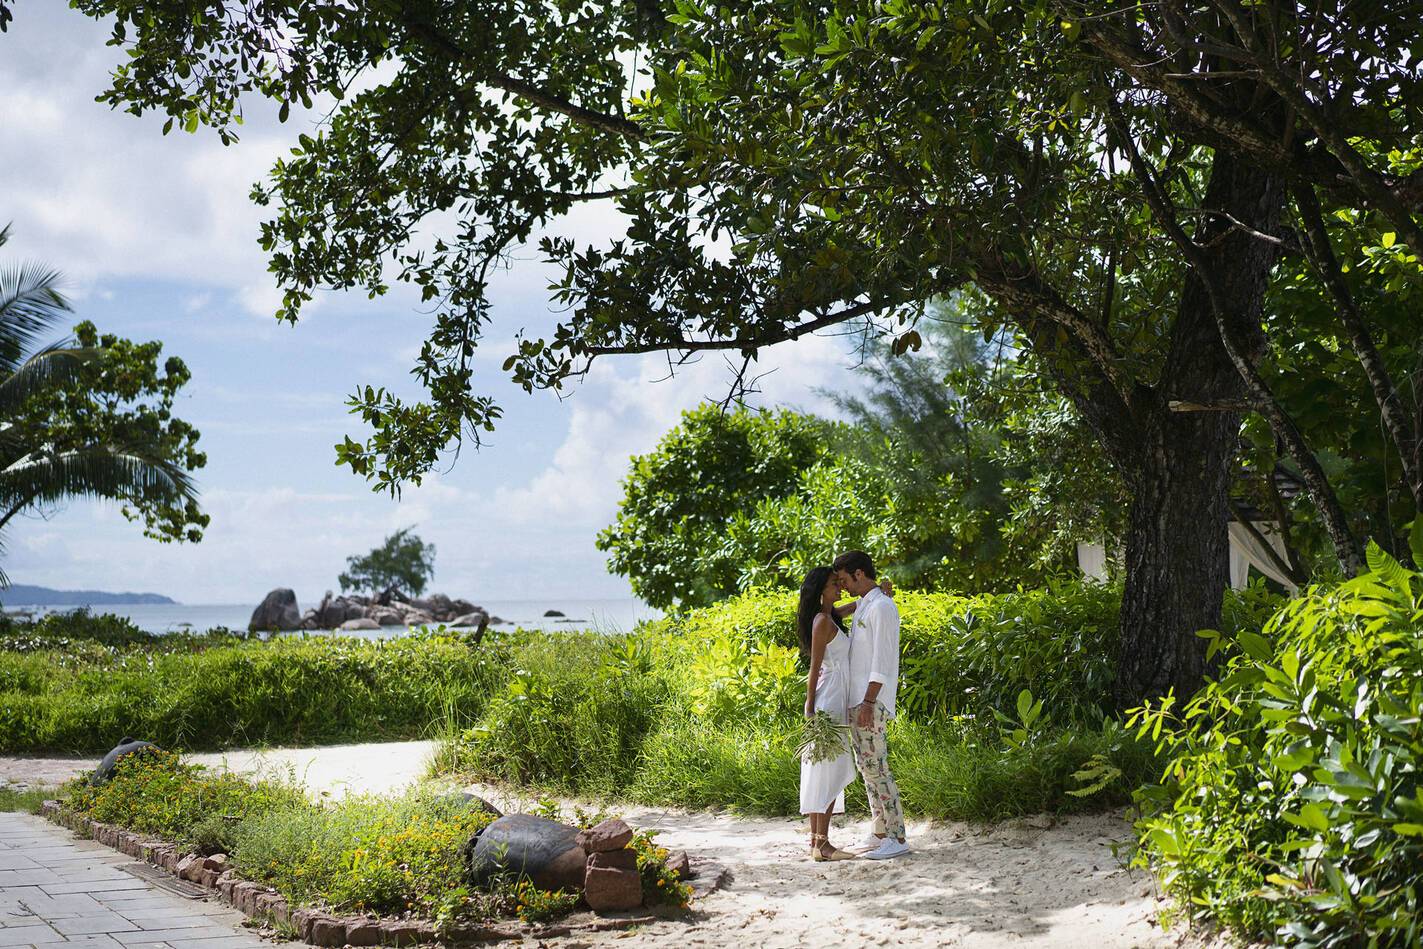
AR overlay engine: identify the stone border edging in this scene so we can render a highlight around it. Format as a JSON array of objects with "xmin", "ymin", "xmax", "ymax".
[{"xmin": 38, "ymin": 800, "xmax": 710, "ymax": 946}]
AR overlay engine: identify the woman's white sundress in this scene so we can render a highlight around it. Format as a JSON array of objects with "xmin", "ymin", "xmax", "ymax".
[{"xmin": 799, "ymin": 625, "xmax": 857, "ymax": 814}]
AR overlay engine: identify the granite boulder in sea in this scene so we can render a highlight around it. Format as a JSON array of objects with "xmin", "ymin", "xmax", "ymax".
[{"xmin": 248, "ymin": 588, "xmax": 492, "ymax": 632}]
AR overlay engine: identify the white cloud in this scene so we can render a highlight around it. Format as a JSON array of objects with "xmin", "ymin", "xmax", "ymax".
[
  {"xmin": 494, "ymin": 332, "xmax": 848, "ymax": 531},
  {"xmin": 0, "ymin": 7, "xmax": 290, "ymax": 297}
]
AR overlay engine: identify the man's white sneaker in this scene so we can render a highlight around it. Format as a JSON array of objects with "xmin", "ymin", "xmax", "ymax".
[
  {"xmin": 854, "ymin": 834, "xmax": 886, "ymax": 852},
  {"xmin": 864, "ymin": 838, "xmax": 910, "ymax": 860}
]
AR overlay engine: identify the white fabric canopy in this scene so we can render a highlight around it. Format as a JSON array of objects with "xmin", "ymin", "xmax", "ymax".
[
  {"xmin": 1076, "ymin": 524, "xmax": 1299, "ymax": 594},
  {"xmin": 1076, "ymin": 542, "xmax": 1111, "ymax": 582},
  {"xmin": 1228, "ymin": 522, "xmax": 1299, "ymax": 594}
]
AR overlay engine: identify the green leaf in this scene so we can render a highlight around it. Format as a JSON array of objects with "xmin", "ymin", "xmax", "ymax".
[
  {"xmin": 1148, "ymin": 827, "xmax": 1180, "ymax": 855},
  {"xmin": 1284, "ymin": 802, "xmax": 1331, "ymax": 833},
  {"xmin": 1365, "ymin": 540, "xmax": 1413, "ymax": 595},
  {"xmin": 1381, "ymin": 231, "xmax": 1397, "ymax": 248},
  {"xmin": 1237, "ymin": 630, "xmax": 1274, "ymax": 663},
  {"xmin": 1409, "ymin": 517, "xmax": 1423, "ymax": 569}
]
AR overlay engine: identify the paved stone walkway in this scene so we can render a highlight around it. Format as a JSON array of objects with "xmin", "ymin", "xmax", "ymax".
[{"xmin": 0, "ymin": 813, "xmax": 269, "ymax": 949}]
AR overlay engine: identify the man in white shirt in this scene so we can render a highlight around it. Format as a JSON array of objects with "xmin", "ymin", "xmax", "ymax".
[{"xmin": 833, "ymin": 550, "xmax": 909, "ymax": 860}]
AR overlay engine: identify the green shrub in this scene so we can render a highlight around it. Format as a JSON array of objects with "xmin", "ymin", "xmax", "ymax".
[
  {"xmin": 1132, "ymin": 541, "xmax": 1423, "ymax": 947},
  {"xmin": 63, "ymin": 749, "xmax": 306, "ymax": 844},
  {"xmin": 454, "ymin": 632, "xmax": 668, "ymax": 794},
  {"xmin": 232, "ymin": 791, "xmax": 494, "ymax": 921},
  {"xmin": 60, "ymin": 751, "xmax": 533, "ymax": 927},
  {"xmin": 0, "ymin": 609, "xmax": 156, "ymax": 650},
  {"xmin": 893, "ymin": 718, "xmax": 1156, "ymax": 822},
  {"xmin": 660, "ymin": 579, "xmax": 1258, "ymax": 723},
  {"xmin": 435, "ymin": 579, "xmax": 1271, "ymax": 820},
  {"xmin": 0, "ymin": 628, "xmax": 517, "ymax": 753},
  {"xmin": 629, "ymin": 714, "xmax": 802, "ymax": 814}
]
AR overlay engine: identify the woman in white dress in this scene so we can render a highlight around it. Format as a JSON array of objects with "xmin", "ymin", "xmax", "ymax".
[{"xmin": 798, "ymin": 565, "xmax": 860, "ymax": 861}]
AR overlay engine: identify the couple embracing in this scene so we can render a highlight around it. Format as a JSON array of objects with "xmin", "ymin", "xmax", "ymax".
[{"xmin": 798, "ymin": 550, "xmax": 909, "ymax": 862}]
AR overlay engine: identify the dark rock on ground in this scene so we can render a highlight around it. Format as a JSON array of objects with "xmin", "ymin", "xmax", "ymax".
[
  {"xmin": 588, "ymin": 849, "xmax": 638, "ymax": 872},
  {"xmin": 666, "ymin": 850, "xmax": 690, "ymax": 880},
  {"xmin": 91, "ymin": 737, "xmax": 160, "ymax": 785},
  {"xmin": 466, "ymin": 814, "xmax": 587, "ymax": 891}
]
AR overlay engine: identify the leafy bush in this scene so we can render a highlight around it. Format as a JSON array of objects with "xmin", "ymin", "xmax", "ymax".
[
  {"xmin": 1132, "ymin": 540, "xmax": 1423, "ymax": 947},
  {"xmin": 0, "ymin": 609, "xmax": 157, "ymax": 650},
  {"xmin": 665, "ymin": 580, "xmax": 1134, "ymax": 722},
  {"xmin": 232, "ymin": 790, "xmax": 494, "ymax": 921},
  {"xmin": 455, "ymin": 632, "xmax": 668, "ymax": 793},
  {"xmin": 597, "ymin": 404, "xmax": 836, "ymax": 609},
  {"xmin": 0, "ymin": 627, "xmax": 516, "ymax": 753},
  {"xmin": 60, "ymin": 751, "xmax": 544, "ymax": 928},
  {"xmin": 893, "ymin": 717, "xmax": 1156, "ymax": 822},
  {"xmin": 436, "ymin": 579, "xmax": 1275, "ymax": 819},
  {"xmin": 64, "ymin": 749, "xmax": 306, "ymax": 844}
]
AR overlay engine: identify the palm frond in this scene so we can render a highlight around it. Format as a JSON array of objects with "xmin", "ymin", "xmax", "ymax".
[
  {"xmin": 0, "ymin": 447, "xmax": 198, "ymax": 531},
  {"xmin": 0, "ymin": 261, "xmax": 71, "ymax": 373},
  {"xmin": 0, "ymin": 344, "xmax": 95, "ymax": 417}
]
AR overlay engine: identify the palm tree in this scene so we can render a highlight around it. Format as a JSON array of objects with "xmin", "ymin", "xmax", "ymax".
[{"xmin": 0, "ymin": 224, "xmax": 199, "ymax": 584}]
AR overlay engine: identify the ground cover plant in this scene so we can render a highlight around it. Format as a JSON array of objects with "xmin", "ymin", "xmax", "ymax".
[
  {"xmin": 0, "ymin": 619, "xmax": 517, "ymax": 753},
  {"xmin": 441, "ymin": 579, "xmax": 1279, "ymax": 821},
  {"xmin": 1132, "ymin": 539, "xmax": 1423, "ymax": 948},
  {"xmin": 57, "ymin": 750, "xmax": 636, "ymax": 930}
]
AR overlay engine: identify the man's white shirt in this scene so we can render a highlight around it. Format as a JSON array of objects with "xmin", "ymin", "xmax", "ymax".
[{"xmin": 848, "ymin": 585, "xmax": 900, "ymax": 719}]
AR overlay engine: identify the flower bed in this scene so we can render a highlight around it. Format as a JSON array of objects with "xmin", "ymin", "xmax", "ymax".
[{"xmin": 44, "ymin": 749, "xmax": 715, "ymax": 945}]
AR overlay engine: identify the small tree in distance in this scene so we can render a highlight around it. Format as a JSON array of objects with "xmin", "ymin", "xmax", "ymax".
[{"xmin": 339, "ymin": 527, "xmax": 435, "ymax": 597}]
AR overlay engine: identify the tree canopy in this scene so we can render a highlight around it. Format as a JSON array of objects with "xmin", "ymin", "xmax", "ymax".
[
  {"xmin": 339, "ymin": 526, "xmax": 437, "ymax": 597},
  {"xmin": 55, "ymin": 0, "xmax": 1423, "ymax": 703},
  {"xmin": 599, "ymin": 404, "xmax": 832, "ymax": 609}
]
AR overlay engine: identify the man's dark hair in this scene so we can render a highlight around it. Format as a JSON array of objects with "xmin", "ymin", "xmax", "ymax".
[{"xmin": 832, "ymin": 550, "xmax": 876, "ymax": 580}]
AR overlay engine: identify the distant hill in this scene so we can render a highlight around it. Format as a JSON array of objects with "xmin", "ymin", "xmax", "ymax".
[{"xmin": 0, "ymin": 584, "xmax": 177, "ymax": 606}]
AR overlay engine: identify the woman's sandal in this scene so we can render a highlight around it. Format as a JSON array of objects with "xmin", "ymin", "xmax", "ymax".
[{"xmin": 810, "ymin": 833, "xmax": 857, "ymax": 862}]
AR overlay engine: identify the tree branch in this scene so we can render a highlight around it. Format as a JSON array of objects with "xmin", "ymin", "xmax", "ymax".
[
  {"xmin": 1110, "ymin": 102, "xmax": 1364, "ymax": 573},
  {"xmin": 1292, "ymin": 181, "xmax": 1423, "ymax": 508},
  {"xmin": 581, "ymin": 298, "xmax": 891, "ymax": 356},
  {"xmin": 402, "ymin": 17, "xmax": 643, "ymax": 140},
  {"xmin": 1204, "ymin": 0, "xmax": 1423, "ymax": 253}
]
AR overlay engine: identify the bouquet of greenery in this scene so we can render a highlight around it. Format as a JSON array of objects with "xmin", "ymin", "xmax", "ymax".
[{"xmin": 797, "ymin": 710, "xmax": 850, "ymax": 763}]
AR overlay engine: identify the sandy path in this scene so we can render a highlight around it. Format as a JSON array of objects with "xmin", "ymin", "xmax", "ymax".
[{"xmin": 0, "ymin": 742, "xmax": 1212, "ymax": 948}]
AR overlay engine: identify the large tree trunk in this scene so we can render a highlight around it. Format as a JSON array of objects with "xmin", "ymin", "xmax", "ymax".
[
  {"xmin": 1109, "ymin": 152, "xmax": 1285, "ymax": 707},
  {"xmin": 1114, "ymin": 409, "xmax": 1238, "ymax": 705}
]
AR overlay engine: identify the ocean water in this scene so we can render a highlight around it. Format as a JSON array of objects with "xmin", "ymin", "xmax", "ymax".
[{"xmin": 4, "ymin": 598, "xmax": 662, "ymax": 637}]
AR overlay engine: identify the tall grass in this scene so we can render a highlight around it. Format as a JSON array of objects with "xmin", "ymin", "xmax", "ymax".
[{"xmin": 0, "ymin": 628, "xmax": 517, "ymax": 753}]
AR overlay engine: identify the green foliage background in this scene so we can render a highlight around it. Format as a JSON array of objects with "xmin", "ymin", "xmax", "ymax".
[{"xmin": 1133, "ymin": 533, "xmax": 1423, "ymax": 947}]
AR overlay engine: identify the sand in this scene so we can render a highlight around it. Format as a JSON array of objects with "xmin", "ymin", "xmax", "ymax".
[{"xmin": 0, "ymin": 742, "xmax": 1220, "ymax": 948}]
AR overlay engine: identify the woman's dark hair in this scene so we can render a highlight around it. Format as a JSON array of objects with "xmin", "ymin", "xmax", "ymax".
[{"xmin": 797, "ymin": 566, "xmax": 838, "ymax": 657}]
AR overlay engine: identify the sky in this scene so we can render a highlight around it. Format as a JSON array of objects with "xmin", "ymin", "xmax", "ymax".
[{"xmin": 1, "ymin": 5, "xmax": 856, "ymax": 605}]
